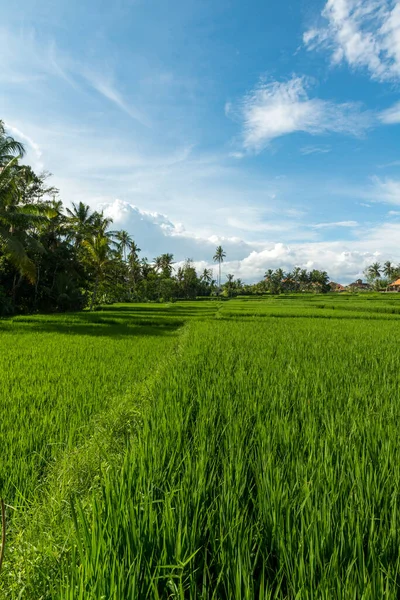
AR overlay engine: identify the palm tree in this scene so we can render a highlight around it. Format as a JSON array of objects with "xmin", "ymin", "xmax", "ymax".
[
  {"xmin": 153, "ymin": 256, "xmax": 163, "ymax": 273},
  {"xmin": 264, "ymin": 269, "xmax": 273, "ymax": 280},
  {"xmin": 383, "ymin": 260, "xmax": 395, "ymax": 281},
  {"xmin": 213, "ymin": 245, "xmax": 226, "ymax": 291},
  {"xmin": 92, "ymin": 212, "xmax": 113, "ymax": 238},
  {"xmin": 66, "ymin": 202, "xmax": 97, "ymax": 246},
  {"xmin": 0, "ymin": 161, "xmax": 53, "ymax": 284},
  {"xmin": 140, "ymin": 257, "xmax": 152, "ymax": 278},
  {"xmin": 128, "ymin": 240, "xmax": 141, "ymax": 261},
  {"xmin": 201, "ymin": 268, "xmax": 213, "ymax": 284},
  {"xmin": 368, "ymin": 262, "xmax": 381, "ymax": 280},
  {"xmin": 225, "ymin": 273, "xmax": 235, "ymax": 296},
  {"xmin": 0, "ymin": 120, "xmax": 25, "ymax": 166},
  {"xmin": 115, "ymin": 230, "xmax": 133, "ymax": 261},
  {"xmin": 0, "ymin": 124, "xmax": 33, "ymax": 279},
  {"xmin": 82, "ymin": 234, "xmax": 114, "ymax": 309},
  {"xmin": 176, "ymin": 266, "xmax": 184, "ymax": 284},
  {"xmin": 160, "ymin": 253, "xmax": 174, "ymax": 277}
]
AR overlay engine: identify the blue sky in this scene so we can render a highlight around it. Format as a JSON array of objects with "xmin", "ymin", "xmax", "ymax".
[{"xmin": 2, "ymin": 0, "xmax": 400, "ymax": 282}]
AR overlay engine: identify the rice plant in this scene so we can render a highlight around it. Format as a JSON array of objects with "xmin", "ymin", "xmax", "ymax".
[{"xmin": 2, "ymin": 297, "xmax": 400, "ymax": 598}]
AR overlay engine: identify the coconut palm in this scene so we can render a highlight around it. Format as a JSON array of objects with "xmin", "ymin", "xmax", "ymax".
[
  {"xmin": 66, "ymin": 202, "xmax": 97, "ymax": 246},
  {"xmin": 176, "ymin": 266, "xmax": 184, "ymax": 284},
  {"xmin": 264, "ymin": 269, "xmax": 273, "ymax": 280},
  {"xmin": 82, "ymin": 234, "xmax": 115, "ymax": 309},
  {"xmin": 115, "ymin": 230, "xmax": 133, "ymax": 261},
  {"xmin": 383, "ymin": 261, "xmax": 395, "ymax": 281},
  {"xmin": 160, "ymin": 253, "xmax": 174, "ymax": 277},
  {"xmin": 235, "ymin": 278, "xmax": 243, "ymax": 290},
  {"xmin": 128, "ymin": 241, "xmax": 141, "ymax": 260},
  {"xmin": 0, "ymin": 161, "xmax": 53, "ymax": 283},
  {"xmin": 368, "ymin": 262, "xmax": 381, "ymax": 280},
  {"xmin": 153, "ymin": 256, "xmax": 163, "ymax": 273},
  {"xmin": 201, "ymin": 268, "xmax": 213, "ymax": 284},
  {"xmin": 0, "ymin": 120, "xmax": 25, "ymax": 166},
  {"xmin": 0, "ymin": 125, "xmax": 32, "ymax": 278},
  {"xmin": 92, "ymin": 212, "xmax": 114, "ymax": 238},
  {"xmin": 213, "ymin": 246, "xmax": 226, "ymax": 291}
]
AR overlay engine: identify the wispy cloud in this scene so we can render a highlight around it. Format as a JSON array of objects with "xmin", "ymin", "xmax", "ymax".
[
  {"xmin": 379, "ymin": 101, "xmax": 400, "ymax": 124},
  {"xmin": 300, "ymin": 144, "xmax": 331, "ymax": 155},
  {"xmin": 377, "ymin": 159, "xmax": 400, "ymax": 168},
  {"xmin": 81, "ymin": 70, "xmax": 151, "ymax": 127},
  {"xmin": 371, "ymin": 176, "xmax": 400, "ymax": 205},
  {"xmin": 228, "ymin": 76, "xmax": 372, "ymax": 151},
  {"xmin": 0, "ymin": 28, "xmax": 149, "ymax": 126},
  {"xmin": 304, "ymin": 0, "xmax": 400, "ymax": 81},
  {"xmin": 47, "ymin": 39, "xmax": 78, "ymax": 89},
  {"xmin": 313, "ymin": 220, "xmax": 359, "ymax": 229}
]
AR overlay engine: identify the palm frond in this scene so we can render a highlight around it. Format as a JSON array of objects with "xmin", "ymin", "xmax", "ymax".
[{"xmin": 0, "ymin": 226, "xmax": 36, "ymax": 282}]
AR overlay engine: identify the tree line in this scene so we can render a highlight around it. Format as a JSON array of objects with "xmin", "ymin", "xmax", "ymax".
[
  {"xmin": 363, "ymin": 261, "xmax": 400, "ymax": 290},
  {"xmin": 2, "ymin": 122, "xmax": 400, "ymax": 314},
  {"xmin": 0, "ymin": 122, "xmax": 245, "ymax": 314}
]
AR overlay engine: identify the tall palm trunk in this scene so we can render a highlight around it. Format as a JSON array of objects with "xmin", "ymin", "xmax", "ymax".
[
  {"xmin": 91, "ymin": 273, "xmax": 99, "ymax": 311},
  {"xmin": 34, "ymin": 263, "xmax": 41, "ymax": 309},
  {"xmin": 11, "ymin": 274, "xmax": 23, "ymax": 308}
]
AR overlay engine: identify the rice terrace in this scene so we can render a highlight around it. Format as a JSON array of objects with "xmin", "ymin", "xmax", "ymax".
[
  {"xmin": 0, "ymin": 295, "xmax": 400, "ymax": 598},
  {"xmin": 4, "ymin": 0, "xmax": 400, "ymax": 596}
]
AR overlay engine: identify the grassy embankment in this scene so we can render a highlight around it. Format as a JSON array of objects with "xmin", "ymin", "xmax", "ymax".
[{"xmin": 1, "ymin": 295, "xmax": 400, "ymax": 598}]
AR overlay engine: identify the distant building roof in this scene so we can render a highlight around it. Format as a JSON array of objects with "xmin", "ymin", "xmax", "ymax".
[
  {"xmin": 348, "ymin": 280, "xmax": 371, "ymax": 288},
  {"xmin": 330, "ymin": 282, "xmax": 345, "ymax": 289},
  {"xmin": 388, "ymin": 278, "xmax": 400, "ymax": 287}
]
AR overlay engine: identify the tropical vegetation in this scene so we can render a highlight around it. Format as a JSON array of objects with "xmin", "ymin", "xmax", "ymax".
[{"xmin": 2, "ymin": 122, "xmax": 400, "ymax": 317}]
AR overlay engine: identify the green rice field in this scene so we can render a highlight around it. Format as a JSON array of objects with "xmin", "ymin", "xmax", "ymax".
[{"xmin": 1, "ymin": 294, "xmax": 400, "ymax": 598}]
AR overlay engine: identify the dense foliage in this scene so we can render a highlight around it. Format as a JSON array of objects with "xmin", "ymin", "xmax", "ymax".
[{"xmin": 0, "ymin": 122, "xmax": 222, "ymax": 315}]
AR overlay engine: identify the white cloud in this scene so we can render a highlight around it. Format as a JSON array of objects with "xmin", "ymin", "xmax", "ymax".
[
  {"xmin": 313, "ymin": 220, "xmax": 359, "ymax": 228},
  {"xmin": 380, "ymin": 101, "xmax": 400, "ymax": 123},
  {"xmin": 200, "ymin": 236, "xmax": 397, "ymax": 284},
  {"xmin": 93, "ymin": 199, "xmax": 400, "ymax": 284},
  {"xmin": 304, "ymin": 0, "xmax": 400, "ymax": 81},
  {"xmin": 14, "ymin": 118, "xmax": 302, "ymax": 241},
  {"xmin": 99, "ymin": 199, "xmax": 254, "ymax": 260},
  {"xmin": 234, "ymin": 243, "xmax": 377, "ymax": 283},
  {"xmin": 371, "ymin": 176, "xmax": 400, "ymax": 205},
  {"xmin": 212, "ymin": 220, "xmax": 400, "ymax": 282},
  {"xmin": 230, "ymin": 76, "xmax": 371, "ymax": 151}
]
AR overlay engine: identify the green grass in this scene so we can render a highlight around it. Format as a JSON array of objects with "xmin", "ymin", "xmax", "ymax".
[
  {"xmin": 0, "ymin": 308, "xmax": 183, "ymax": 504},
  {"xmin": 2, "ymin": 295, "xmax": 400, "ymax": 598}
]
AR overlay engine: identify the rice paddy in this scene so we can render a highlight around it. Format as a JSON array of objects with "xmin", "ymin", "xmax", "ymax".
[{"xmin": 1, "ymin": 294, "xmax": 400, "ymax": 598}]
